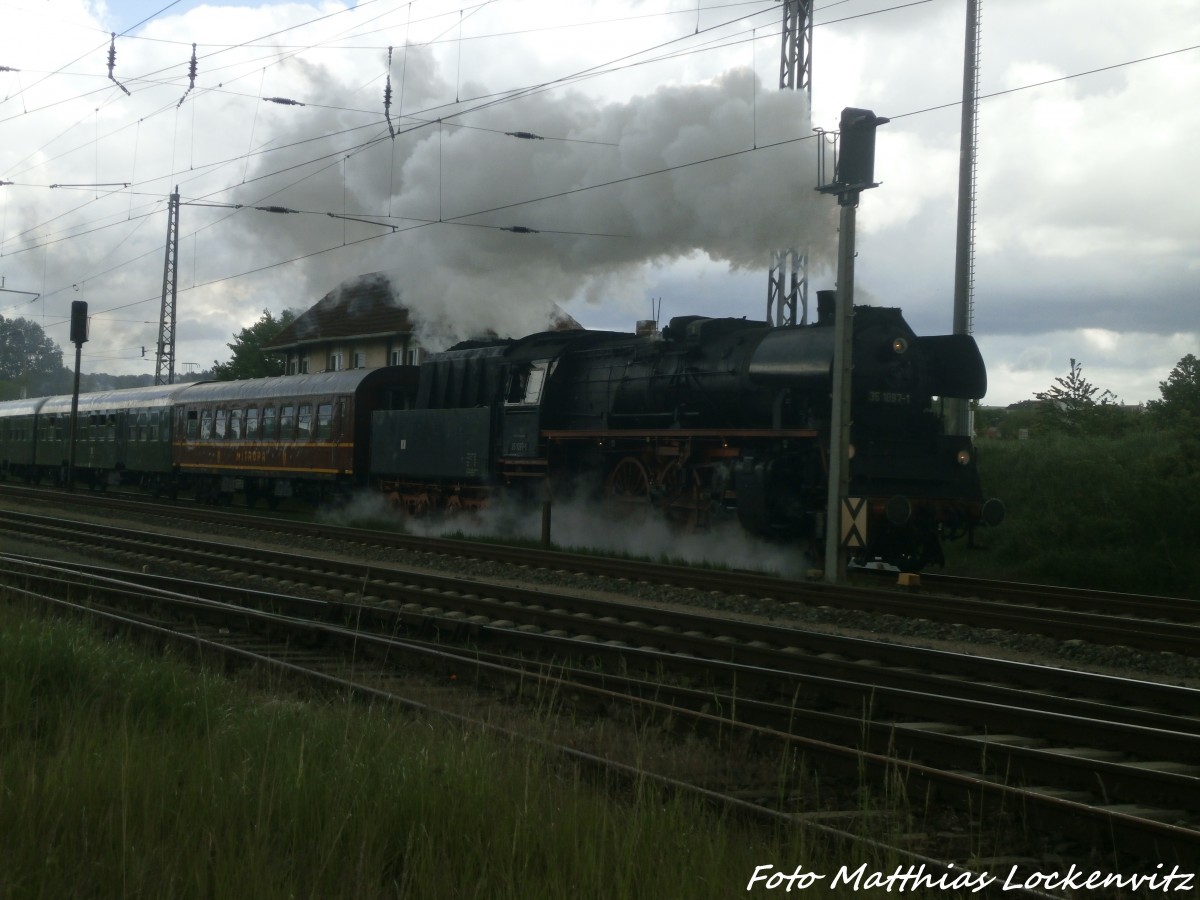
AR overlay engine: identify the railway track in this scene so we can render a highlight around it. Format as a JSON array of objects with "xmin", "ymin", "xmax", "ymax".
[
  {"xmin": 2, "ymin": 508, "xmax": 1199, "ymax": 876},
  {"xmin": 2, "ymin": 483, "xmax": 1199, "ymax": 654}
]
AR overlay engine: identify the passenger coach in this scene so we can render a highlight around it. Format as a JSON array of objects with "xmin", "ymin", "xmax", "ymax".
[
  {"xmin": 0, "ymin": 396, "xmax": 49, "ymax": 482},
  {"xmin": 0, "ymin": 386, "xmax": 184, "ymax": 490},
  {"xmin": 173, "ymin": 367, "xmax": 417, "ymax": 506}
]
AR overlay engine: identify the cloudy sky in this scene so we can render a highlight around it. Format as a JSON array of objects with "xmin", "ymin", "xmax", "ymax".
[{"xmin": 1, "ymin": 0, "xmax": 1196, "ymax": 405}]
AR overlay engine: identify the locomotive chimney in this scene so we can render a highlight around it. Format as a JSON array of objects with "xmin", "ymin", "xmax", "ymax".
[
  {"xmin": 636, "ymin": 319, "xmax": 659, "ymax": 337},
  {"xmin": 816, "ymin": 290, "xmax": 836, "ymax": 326}
]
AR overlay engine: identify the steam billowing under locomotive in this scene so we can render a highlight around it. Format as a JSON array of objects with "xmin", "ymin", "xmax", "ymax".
[{"xmin": 372, "ymin": 291, "xmax": 1003, "ymax": 571}]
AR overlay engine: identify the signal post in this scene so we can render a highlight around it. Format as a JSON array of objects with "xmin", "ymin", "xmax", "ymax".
[{"xmin": 818, "ymin": 108, "xmax": 888, "ymax": 582}]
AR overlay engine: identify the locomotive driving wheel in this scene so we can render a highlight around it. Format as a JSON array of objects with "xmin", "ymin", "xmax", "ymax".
[
  {"xmin": 604, "ymin": 456, "xmax": 651, "ymax": 520},
  {"xmin": 655, "ymin": 460, "xmax": 710, "ymax": 531}
]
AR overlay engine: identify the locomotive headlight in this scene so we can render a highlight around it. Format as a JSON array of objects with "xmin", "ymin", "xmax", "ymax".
[
  {"xmin": 892, "ymin": 337, "xmax": 909, "ymax": 355},
  {"xmin": 956, "ymin": 448, "xmax": 972, "ymax": 466}
]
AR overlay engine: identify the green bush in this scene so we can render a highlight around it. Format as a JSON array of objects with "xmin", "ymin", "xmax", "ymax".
[{"xmin": 969, "ymin": 431, "xmax": 1200, "ymax": 597}]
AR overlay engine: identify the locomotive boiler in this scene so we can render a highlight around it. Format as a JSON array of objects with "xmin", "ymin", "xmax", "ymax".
[{"xmin": 371, "ymin": 291, "xmax": 1003, "ymax": 570}]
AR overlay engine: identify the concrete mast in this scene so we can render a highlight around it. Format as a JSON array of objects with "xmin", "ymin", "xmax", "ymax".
[{"xmin": 949, "ymin": 0, "xmax": 981, "ymax": 435}]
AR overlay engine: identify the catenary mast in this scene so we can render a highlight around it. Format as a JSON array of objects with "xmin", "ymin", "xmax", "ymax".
[
  {"xmin": 949, "ymin": 0, "xmax": 981, "ymax": 436},
  {"xmin": 155, "ymin": 187, "xmax": 180, "ymax": 386},
  {"xmin": 766, "ymin": 0, "xmax": 813, "ymax": 327}
]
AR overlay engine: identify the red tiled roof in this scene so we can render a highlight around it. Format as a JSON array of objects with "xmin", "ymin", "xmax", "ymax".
[{"xmin": 264, "ymin": 273, "xmax": 411, "ymax": 350}]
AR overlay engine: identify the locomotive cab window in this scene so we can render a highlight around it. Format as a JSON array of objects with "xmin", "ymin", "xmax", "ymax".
[{"xmin": 505, "ymin": 360, "xmax": 551, "ymax": 406}]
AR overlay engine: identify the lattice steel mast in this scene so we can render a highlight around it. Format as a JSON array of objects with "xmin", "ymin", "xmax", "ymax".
[
  {"xmin": 155, "ymin": 187, "xmax": 180, "ymax": 386},
  {"xmin": 766, "ymin": 0, "xmax": 812, "ymax": 327}
]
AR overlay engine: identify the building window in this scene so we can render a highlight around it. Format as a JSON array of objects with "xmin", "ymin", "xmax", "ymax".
[
  {"xmin": 299, "ymin": 358, "xmax": 309, "ymax": 374},
  {"xmin": 287, "ymin": 360, "xmax": 297, "ymax": 376},
  {"xmin": 389, "ymin": 349, "xmax": 401, "ymax": 366},
  {"xmin": 328, "ymin": 352, "xmax": 343, "ymax": 372},
  {"xmin": 406, "ymin": 348, "xmax": 417, "ymax": 366},
  {"xmin": 353, "ymin": 351, "xmax": 366, "ymax": 369}
]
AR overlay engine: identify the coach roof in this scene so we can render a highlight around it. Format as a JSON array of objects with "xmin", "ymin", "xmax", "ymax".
[{"xmin": 172, "ymin": 368, "xmax": 409, "ymax": 405}]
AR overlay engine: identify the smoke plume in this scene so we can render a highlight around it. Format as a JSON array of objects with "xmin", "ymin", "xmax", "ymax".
[{"xmin": 237, "ymin": 48, "xmax": 836, "ymax": 345}]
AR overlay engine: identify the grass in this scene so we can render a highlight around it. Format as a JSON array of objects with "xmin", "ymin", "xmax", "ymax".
[{"xmin": 0, "ymin": 598, "xmax": 904, "ymax": 899}]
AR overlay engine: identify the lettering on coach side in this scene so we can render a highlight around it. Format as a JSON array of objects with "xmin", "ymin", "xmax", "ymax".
[{"xmin": 234, "ymin": 447, "xmax": 270, "ymax": 465}]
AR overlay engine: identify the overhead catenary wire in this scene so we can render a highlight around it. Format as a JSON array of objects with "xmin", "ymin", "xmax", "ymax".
[{"xmin": 6, "ymin": 0, "xmax": 1197, "ymax": 339}]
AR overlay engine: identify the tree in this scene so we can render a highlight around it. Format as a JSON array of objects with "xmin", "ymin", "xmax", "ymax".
[
  {"xmin": 0, "ymin": 316, "xmax": 70, "ymax": 399},
  {"xmin": 1034, "ymin": 358, "xmax": 1133, "ymax": 436},
  {"xmin": 1147, "ymin": 354, "xmax": 1200, "ymax": 441},
  {"xmin": 211, "ymin": 309, "xmax": 297, "ymax": 381}
]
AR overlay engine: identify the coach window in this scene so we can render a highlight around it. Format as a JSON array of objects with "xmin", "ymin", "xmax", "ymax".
[
  {"xmin": 245, "ymin": 407, "xmax": 259, "ymax": 440},
  {"xmin": 262, "ymin": 405, "xmax": 277, "ymax": 439},
  {"xmin": 136, "ymin": 411, "xmax": 148, "ymax": 441},
  {"xmin": 230, "ymin": 408, "xmax": 243, "ymax": 440},
  {"xmin": 200, "ymin": 409, "xmax": 213, "ymax": 440},
  {"xmin": 316, "ymin": 403, "xmax": 333, "ymax": 440},
  {"xmin": 215, "ymin": 408, "xmax": 228, "ymax": 440},
  {"xmin": 279, "ymin": 404, "xmax": 295, "ymax": 439},
  {"xmin": 186, "ymin": 410, "xmax": 198, "ymax": 439},
  {"xmin": 297, "ymin": 403, "xmax": 313, "ymax": 440}
]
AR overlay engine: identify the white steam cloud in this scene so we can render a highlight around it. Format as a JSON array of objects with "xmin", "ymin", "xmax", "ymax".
[
  {"xmin": 237, "ymin": 50, "xmax": 836, "ymax": 345},
  {"xmin": 321, "ymin": 488, "xmax": 812, "ymax": 579}
]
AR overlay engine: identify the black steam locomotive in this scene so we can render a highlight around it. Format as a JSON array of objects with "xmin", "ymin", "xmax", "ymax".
[
  {"xmin": 0, "ymin": 292, "xmax": 1000, "ymax": 571},
  {"xmin": 371, "ymin": 291, "xmax": 1003, "ymax": 570}
]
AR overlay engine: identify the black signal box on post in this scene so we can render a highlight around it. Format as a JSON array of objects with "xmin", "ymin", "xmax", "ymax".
[
  {"xmin": 835, "ymin": 107, "xmax": 890, "ymax": 191},
  {"xmin": 69, "ymin": 300, "xmax": 89, "ymax": 345}
]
